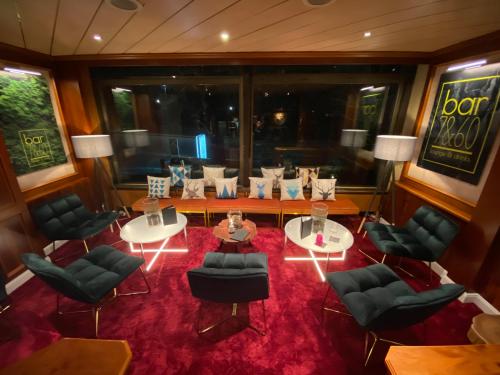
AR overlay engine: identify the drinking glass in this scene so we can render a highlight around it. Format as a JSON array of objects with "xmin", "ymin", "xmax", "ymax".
[
  {"xmin": 143, "ymin": 197, "xmax": 162, "ymax": 226},
  {"xmin": 227, "ymin": 209, "xmax": 242, "ymax": 233},
  {"xmin": 311, "ymin": 202, "xmax": 328, "ymax": 234}
]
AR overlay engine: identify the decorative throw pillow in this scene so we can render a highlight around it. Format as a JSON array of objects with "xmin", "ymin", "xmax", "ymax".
[
  {"xmin": 215, "ymin": 177, "xmax": 238, "ymax": 199},
  {"xmin": 248, "ymin": 177, "xmax": 273, "ymax": 199},
  {"xmin": 311, "ymin": 177, "xmax": 336, "ymax": 201},
  {"xmin": 169, "ymin": 165, "xmax": 192, "ymax": 187},
  {"xmin": 147, "ymin": 176, "xmax": 170, "ymax": 199},
  {"xmin": 181, "ymin": 178, "xmax": 206, "ymax": 199},
  {"xmin": 203, "ymin": 166, "xmax": 225, "ymax": 187},
  {"xmin": 261, "ymin": 167, "xmax": 285, "ymax": 189},
  {"xmin": 295, "ymin": 167, "xmax": 320, "ymax": 188},
  {"xmin": 280, "ymin": 178, "xmax": 305, "ymax": 201}
]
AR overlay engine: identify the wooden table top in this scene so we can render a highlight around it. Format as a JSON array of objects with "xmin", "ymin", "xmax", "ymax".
[
  {"xmin": 0, "ymin": 338, "xmax": 132, "ymax": 375},
  {"xmin": 385, "ymin": 344, "xmax": 500, "ymax": 375},
  {"xmin": 213, "ymin": 219, "xmax": 257, "ymax": 243}
]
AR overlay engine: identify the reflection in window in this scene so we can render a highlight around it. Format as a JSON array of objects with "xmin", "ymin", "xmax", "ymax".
[
  {"xmin": 252, "ymin": 84, "xmax": 398, "ymax": 187},
  {"xmin": 104, "ymin": 83, "xmax": 240, "ymax": 184}
]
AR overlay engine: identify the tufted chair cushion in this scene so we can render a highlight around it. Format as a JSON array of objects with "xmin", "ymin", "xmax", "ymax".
[
  {"xmin": 364, "ymin": 205, "xmax": 459, "ymax": 261},
  {"xmin": 327, "ymin": 264, "xmax": 465, "ymax": 331},
  {"xmin": 187, "ymin": 252, "xmax": 269, "ymax": 303},
  {"xmin": 31, "ymin": 193, "xmax": 119, "ymax": 241},
  {"xmin": 22, "ymin": 245, "xmax": 144, "ymax": 305}
]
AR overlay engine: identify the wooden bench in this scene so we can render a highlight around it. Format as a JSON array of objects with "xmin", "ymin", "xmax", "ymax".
[{"xmin": 131, "ymin": 196, "xmax": 359, "ymax": 227}]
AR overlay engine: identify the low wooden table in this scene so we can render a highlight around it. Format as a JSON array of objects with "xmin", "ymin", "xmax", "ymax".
[
  {"xmin": 213, "ymin": 219, "xmax": 257, "ymax": 251},
  {"xmin": 385, "ymin": 344, "xmax": 500, "ymax": 375},
  {"xmin": 0, "ymin": 338, "xmax": 132, "ymax": 375}
]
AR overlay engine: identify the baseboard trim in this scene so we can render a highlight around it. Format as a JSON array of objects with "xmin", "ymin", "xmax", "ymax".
[{"xmin": 463, "ymin": 293, "xmax": 500, "ymax": 315}]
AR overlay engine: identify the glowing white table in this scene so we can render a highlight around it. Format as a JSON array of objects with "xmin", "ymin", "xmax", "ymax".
[
  {"xmin": 120, "ymin": 213, "xmax": 188, "ymax": 271},
  {"xmin": 284, "ymin": 217, "xmax": 354, "ymax": 282}
]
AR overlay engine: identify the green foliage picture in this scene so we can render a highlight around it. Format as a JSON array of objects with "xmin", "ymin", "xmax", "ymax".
[{"xmin": 0, "ymin": 71, "xmax": 67, "ymax": 176}]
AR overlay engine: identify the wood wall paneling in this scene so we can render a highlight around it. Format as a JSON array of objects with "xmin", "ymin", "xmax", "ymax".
[{"xmin": 0, "ymin": 132, "xmax": 43, "ymax": 280}]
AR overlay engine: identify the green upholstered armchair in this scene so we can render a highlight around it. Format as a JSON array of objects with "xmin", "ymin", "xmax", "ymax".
[
  {"xmin": 22, "ymin": 245, "xmax": 150, "ymax": 337},
  {"xmin": 361, "ymin": 205, "xmax": 459, "ymax": 282},
  {"xmin": 187, "ymin": 252, "xmax": 269, "ymax": 335},
  {"xmin": 31, "ymin": 193, "xmax": 120, "ymax": 255},
  {"xmin": 322, "ymin": 263, "xmax": 465, "ymax": 366}
]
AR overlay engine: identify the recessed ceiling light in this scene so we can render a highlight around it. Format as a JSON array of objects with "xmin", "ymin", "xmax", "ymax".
[
  {"xmin": 363, "ymin": 31, "xmax": 371, "ymax": 38},
  {"xmin": 220, "ymin": 31, "xmax": 230, "ymax": 42},
  {"xmin": 93, "ymin": 34, "xmax": 103, "ymax": 42},
  {"xmin": 171, "ymin": 75, "xmax": 176, "ymax": 79},
  {"xmin": 303, "ymin": 0, "xmax": 336, "ymax": 7},
  {"xmin": 155, "ymin": 99, "xmax": 160, "ymax": 104},
  {"xmin": 106, "ymin": 0, "xmax": 143, "ymax": 12}
]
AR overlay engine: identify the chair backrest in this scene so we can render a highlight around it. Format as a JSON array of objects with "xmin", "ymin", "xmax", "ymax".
[
  {"xmin": 405, "ymin": 205, "xmax": 459, "ymax": 260},
  {"xmin": 187, "ymin": 252, "xmax": 269, "ymax": 303},
  {"xmin": 31, "ymin": 194, "xmax": 93, "ymax": 240},
  {"xmin": 367, "ymin": 283, "xmax": 465, "ymax": 331},
  {"xmin": 21, "ymin": 253, "xmax": 94, "ymax": 304}
]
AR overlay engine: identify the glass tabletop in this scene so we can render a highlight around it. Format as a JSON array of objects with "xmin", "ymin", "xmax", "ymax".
[
  {"xmin": 284, "ymin": 216, "xmax": 354, "ymax": 254},
  {"xmin": 120, "ymin": 213, "xmax": 187, "ymax": 244}
]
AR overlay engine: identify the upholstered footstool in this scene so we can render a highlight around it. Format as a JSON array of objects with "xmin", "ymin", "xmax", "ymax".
[{"xmin": 467, "ymin": 313, "xmax": 500, "ymax": 344}]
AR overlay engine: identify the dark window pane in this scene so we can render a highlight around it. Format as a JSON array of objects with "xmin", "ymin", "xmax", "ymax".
[{"xmin": 252, "ymin": 83, "xmax": 399, "ymax": 187}]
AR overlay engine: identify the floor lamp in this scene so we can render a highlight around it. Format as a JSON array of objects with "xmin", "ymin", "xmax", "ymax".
[
  {"xmin": 71, "ymin": 135, "xmax": 130, "ymax": 218},
  {"xmin": 357, "ymin": 135, "xmax": 417, "ymax": 233}
]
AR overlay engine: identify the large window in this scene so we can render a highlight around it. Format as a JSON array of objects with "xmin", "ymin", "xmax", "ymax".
[
  {"xmin": 93, "ymin": 65, "xmax": 415, "ymax": 189},
  {"xmin": 252, "ymin": 81, "xmax": 399, "ymax": 187},
  {"xmin": 97, "ymin": 76, "xmax": 240, "ymax": 184}
]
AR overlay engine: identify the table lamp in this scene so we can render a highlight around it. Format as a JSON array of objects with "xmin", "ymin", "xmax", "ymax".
[
  {"xmin": 71, "ymin": 135, "xmax": 130, "ymax": 217},
  {"xmin": 357, "ymin": 135, "xmax": 417, "ymax": 233}
]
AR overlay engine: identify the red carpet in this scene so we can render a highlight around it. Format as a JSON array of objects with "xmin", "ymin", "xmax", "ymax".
[{"xmin": 0, "ymin": 216, "xmax": 480, "ymax": 374}]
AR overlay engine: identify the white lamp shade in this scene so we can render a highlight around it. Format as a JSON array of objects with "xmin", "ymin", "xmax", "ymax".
[
  {"xmin": 71, "ymin": 135, "xmax": 113, "ymax": 158},
  {"xmin": 374, "ymin": 135, "xmax": 417, "ymax": 161},
  {"xmin": 340, "ymin": 129, "xmax": 368, "ymax": 147},
  {"xmin": 123, "ymin": 129, "xmax": 150, "ymax": 147}
]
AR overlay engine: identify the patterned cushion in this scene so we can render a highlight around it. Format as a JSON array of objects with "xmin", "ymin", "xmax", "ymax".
[
  {"xmin": 215, "ymin": 177, "xmax": 238, "ymax": 199},
  {"xmin": 147, "ymin": 176, "xmax": 170, "ymax": 198},
  {"xmin": 311, "ymin": 177, "xmax": 336, "ymax": 201},
  {"xmin": 280, "ymin": 178, "xmax": 305, "ymax": 201},
  {"xmin": 203, "ymin": 166, "xmax": 225, "ymax": 187},
  {"xmin": 181, "ymin": 178, "xmax": 206, "ymax": 200},
  {"xmin": 169, "ymin": 165, "xmax": 192, "ymax": 187},
  {"xmin": 248, "ymin": 177, "xmax": 273, "ymax": 199},
  {"xmin": 261, "ymin": 167, "xmax": 284, "ymax": 189},
  {"xmin": 295, "ymin": 167, "xmax": 320, "ymax": 188}
]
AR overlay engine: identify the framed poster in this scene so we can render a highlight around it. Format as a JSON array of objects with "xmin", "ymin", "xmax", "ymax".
[
  {"xmin": 417, "ymin": 65, "xmax": 500, "ymax": 184},
  {"xmin": 0, "ymin": 63, "xmax": 76, "ymax": 190}
]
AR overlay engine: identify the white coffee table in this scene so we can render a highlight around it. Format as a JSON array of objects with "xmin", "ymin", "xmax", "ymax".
[
  {"xmin": 120, "ymin": 213, "xmax": 188, "ymax": 271},
  {"xmin": 284, "ymin": 217, "xmax": 354, "ymax": 282}
]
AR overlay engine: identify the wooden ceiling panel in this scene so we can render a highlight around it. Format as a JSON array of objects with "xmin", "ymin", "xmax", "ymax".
[
  {"xmin": 227, "ymin": 0, "xmax": 422, "ymax": 52},
  {"xmin": 0, "ymin": 0, "xmax": 24, "ymax": 48},
  {"xmin": 75, "ymin": 0, "xmax": 134, "ymax": 54},
  {"xmin": 314, "ymin": 7, "xmax": 500, "ymax": 52},
  {"xmin": 189, "ymin": 0, "xmax": 315, "ymax": 53},
  {"xmin": 287, "ymin": 0, "xmax": 500, "ymax": 51},
  {"xmin": 100, "ymin": 0, "xmax": 193, "ymax": 54},
  {"xmin": 154, "ymin": 0, "xmax": 286, "ymax": 53},
  {"xmin": 351, "ymin": 23, "xmax": 500, "ymax": 51},
  {"xmin": 126, "ymin": 0, "xmax": 240, "ymax": 53},
  {"xmin": 0, "ymin": 0, "xmax": 498, "ymax": 55},
  {"xmin": 51, "ymin": 0, "xmax": 102, "ymax": 55},
  {"xmin": 16, "ymin": 0, "xmax": 59, "ymax": 54}
]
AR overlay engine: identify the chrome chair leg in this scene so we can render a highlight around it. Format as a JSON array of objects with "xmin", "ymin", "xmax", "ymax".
[
  {"xmin": 357, "ymin": 248, "xmax": 382, "ymax": 264},
  {"xmin": 94, "ymin": 307, "xmax": 100, "ymax": 337},
  {"xmin": 0, "ymin": 304, "xmax": 10, "ymax": 315},
  {"xmin": 196, "ymin": 300, "xmax": 267, "ymax": 336},
  {"xmin": 82, "ymin": 240, "xmax": 90, "ymax": 253},
  {"xmin": 364, "ymin": 331, "xmax": 404, "ymax": 367},
  {"xmin": 116, "ymin": 267, "xmax": 151, "ymax": 296}
]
